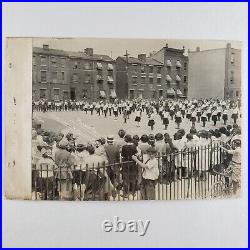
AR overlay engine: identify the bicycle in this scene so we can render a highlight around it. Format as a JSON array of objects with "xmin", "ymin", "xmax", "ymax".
[{"xmin": 208, "ymin": 165, "xmax": 233, "ymax": 199}]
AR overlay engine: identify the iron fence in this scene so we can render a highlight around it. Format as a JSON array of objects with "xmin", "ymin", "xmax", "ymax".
[{"xmin": 32, "ymin": 143, "xmax": 231, "ymax": 201}]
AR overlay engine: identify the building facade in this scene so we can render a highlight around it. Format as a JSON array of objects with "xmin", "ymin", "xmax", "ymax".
[
  {"xmin": 32, "ymin": 45, "xmax": 116, "ymax": 101},
  {"xmin": 116, "ymin": 44, "xmax": 188, "ymax": 100},
  {"xmin": 188, "ymin": 43, "xmax": 241, "ymax": 99}
]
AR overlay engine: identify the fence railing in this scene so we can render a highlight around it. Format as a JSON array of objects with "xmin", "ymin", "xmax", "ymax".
[{"xmin": 32, "ymin": 143, "xmax": 231, "ymax": 201}]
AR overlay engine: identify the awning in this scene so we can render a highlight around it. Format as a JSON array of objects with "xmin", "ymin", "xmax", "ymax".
[
  {"xmin": 100, "ymin": 90, "xmax": 106, "ymax": 98},
  {"xmin": 97, "ymin": 62, "xmax": 103, "ymax": 69},
  {"xmin": 110, "ymin": 89, "xmax": 117, "ymax": 98},
  {"xmin": 176, "ymin": 61, "xmax": 182, "ymax": 68},
  {"xmin": 176, "ymin": 89, "xmax": 183, "ymax": 95},
  {"xmin": 107, "ymin": 76, "xmax": 114, "ymax": 82},
  {"xmin": 166, "ymin": 60, "xmax": 172, "ymax": 67},
  {"xmin": 176, "ymin": 75, "xmax": 181, "ymax": 82},
  {"xmin": 108, "ymin": 63, "xmax": 114, "ymax": 70},
  {"xmin": 166, "ymin": 75, "xmax": 172, "ymax": 82},
  {"xmin": 167, "ymin": 88, "xmax": 176, "ymax": 96}
]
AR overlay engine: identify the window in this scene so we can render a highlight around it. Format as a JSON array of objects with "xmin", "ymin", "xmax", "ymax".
[
  {"xmin": 149, "ymin": 78, "xmax": 153, "ymax": 84},
  {"xmin": 159, "ymin": 90, "xmax": 163, "ymax": 98},
  {"xmin": 61, "ymin": 72, "xmax": 65, "ymax": 81},
  {"xmin": 73, "ymin": 73, "xmax": 78, "ymax": 82},
  {"xmin": 231, "ymin": 56, "xmax": 235, "ymax": 64},
  {"xmin": 132, "ymin": 78, "xmax": 137, "ymax": 85},
  {"xmin": 53, "ymin": 89, "xmax": 60, "ymax": 101},
  {"xmin": 84, "ymin": 62, "xmax": 92, "ymax": 70},
  {"xmin": 33, "ymin": 55, "xmax": 36, "ymax": 66},
  {"xmin": 184, "ymin": 62, "xmax": 187, "ymax": 70},
  {"xmin": 157, "ymin": 67, "xmax": 161, "ymax": 74},
  {"xmin": 236, "ymin": 91, "xmax": 239, "ymax": 97},
  {"xmin": 54, "ymin": 88, "xmax": 59, "ymax": 96},
  {"xmin": 74, "ymin": 61, "xmax": 78, "ymax": 69},
  {"xmin": 141, "ymin": 77, "xmax": 145, "ymax": 85},
  {"xmin": 52, "ymin": 72, "xmax": 57, "ymax": 80},
  {"xmin": 152, "ymin": 90, "xmax": 156, "ymax": 99},
  {"xmin": 157, "ymin": 78, "xmax": 161, "ymax": 84},
  {"xmin": 41, "ymin": 71, "xmax": 47, "ymax": 82},
  {"xmin": 149, "ymin": 66, "xmax": 154, "ymax": 73},
  {"xmin": 97, "ymin": 69, "xmax": 102, "ymax": 75},
  {"xmin": 39, "ymin": 89, "xmax": 46, "ymax": 99},
  {"xmin": 82, "ymin": 89, "xmax": 88, "ymax": 98},
  {"xmin": 61, "ymin": 58, "xmax": 66, "ymax": 67},
  {"xmin": 141, "ymin": 66, "xmax": 145, "ymax": 73},
  {"xmin": 230, "ymin": 71, "xmax": 234, "ymax": 84},
  {"xmin": 184, "ymin": 75, "xmax": 187, "ymax": 83},
  {"xmin": 40, "ymin": 56, "xmax": 46, "ymax": 66}
]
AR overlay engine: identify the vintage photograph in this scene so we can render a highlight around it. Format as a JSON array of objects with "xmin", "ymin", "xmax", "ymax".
[{"xmin": 31, "ymin": 38, "xmax": 242, "ymax": 201}]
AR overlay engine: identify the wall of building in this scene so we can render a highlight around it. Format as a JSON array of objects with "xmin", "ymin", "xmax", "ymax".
[
  {"xmin": 115, "ymin": 57, "xmax": 128, "ymax": 99},
  {"xmin": 32, "ymin": 47, "xmax": 116, "ymax": 101},
  {"xmin": 188, "ymin": 49, "xmax": 226, "ymax": 99},
  {"xmin": 224, "ymin": 46, "xmax": 241, "ymax": 99}
]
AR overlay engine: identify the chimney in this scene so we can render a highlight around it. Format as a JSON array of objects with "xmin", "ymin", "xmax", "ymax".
[
  {"xmin": 226, "ymin": 43, "xmax": 231, "ymax": 49},
  {"xmin": 43, "ymin": 44, "xmax": 49, "ymax": 50},
  {"xmin": 84, "ymin": 48, "xmax": 93, "ymax": 56},
  {"xmin": 196, "ymin": 46, "xmax": 200, "ymax": 52},
  {"xmin": 138, "ymin": 54, "xmax": 146, "ymax": 62},
  {"xmin": 165, "ymin": 43, "xmax": 168, "ymax": 48}
]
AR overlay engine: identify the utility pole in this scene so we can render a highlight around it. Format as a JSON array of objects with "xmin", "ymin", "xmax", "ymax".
[{"xmin": 124, "ymin": 50, "xmax": 130, "ymax": 99}]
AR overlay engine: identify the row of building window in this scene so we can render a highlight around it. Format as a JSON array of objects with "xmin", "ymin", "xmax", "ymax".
[
  {"xmin": 38, "ymin": 71, "xmax": 114, "ymax": 83},
  {"xmin": 131, "ymin": 64, "xmax": 187, "ymax": 74},
  {"xmin": 131, "ymin": 75, "xmax": 187, "ymax": 84},
  {"xmin": 33, "ymin": 56, "xmax": 114, "ymax": 71}
]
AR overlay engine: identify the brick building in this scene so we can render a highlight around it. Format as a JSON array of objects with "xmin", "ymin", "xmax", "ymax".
[
  {"xmin": 116, "ymin": 44, "xmax": 188, "ymax": 100},
  {"xmin": 32, "ymin": 45, "xmax": 116, "ymax": 101},
  {"xmin": 188, "ymin": 43, "xmax": 241, "ymax": 99}
]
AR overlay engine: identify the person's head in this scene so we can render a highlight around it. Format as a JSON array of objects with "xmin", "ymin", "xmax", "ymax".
[
  {"xmin": 190, "ymin": 128, "xmax": 197, "ymax": 135},
  {"xmin": 214, "ymin": 129, "xmax": 221, "ymax": 138},
  {"xmin": 66, "ymin": 133, "xmax": 73, "ymax": 141},
  {"xmin": 118, "ymin": 129, "xmax": 126, "ymax": 139},
  {"xmin": 164, "ymin": 133, "xmax": 170, "ymax": 141},
  {"xmin": 219, "ymin": 127, "xmax": 227, "ymax": 135},
  {"xmin": 107, "ymin": 135, "xmax": 114, "ymax": 145},
  {"xmin": 76, "ymin": 144, "xmax": 86, "ymax": 153},
  {"xmin": 133, "ymin": 135, "xmax": 140, "ymax": 146},
  {"xmin": 124, "ymin": 134, "xmax": 133, "ymax": 143},
  {"xmin": 98, "ymin": 137, "xmax": 106, "ymax": 145},
  {"xmin": 148, "ymin": 134, "xmax": 155, "ymax": 145},
  {"xmin": 186, "ymin": 133, "xmax": 193, "ymax": 141},
  {"xmin": 155, "ymin": 133, "xmax": 163, "ymax": 141},
  {"xmin": 140, "ymin": 134, "xmax": 148, "ymax": 143},
  {"xmin": 226, "ymin": 125, "xmax": 232, "ymax": 132},
  {"xmin": 174, "ymin": 132, "xmax": 182, "ymax": 141},
  {"xmin": 86, "ymin": 144, "xmax": 95, "ymax": 155},
  {"xmin": 232, "ymin": 136, "xmax": 241, "ymax": 149},
  {"xmin": 95, "ymin": 140, "xmax": 101, "ymax": 148},
  {"xmin": 146, "ymin": 147, "xmax": 157, "ymax": 159}
]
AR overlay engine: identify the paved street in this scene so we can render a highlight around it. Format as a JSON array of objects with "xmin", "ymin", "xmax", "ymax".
[{"xmin": 33, "ymin": 110, "xmax": 238, "ymax": 144}]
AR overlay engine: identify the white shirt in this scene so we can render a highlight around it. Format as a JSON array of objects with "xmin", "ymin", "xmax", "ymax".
[{"xmin": 142, "ymin": 157, "xmax": 159, "ymax": 180}]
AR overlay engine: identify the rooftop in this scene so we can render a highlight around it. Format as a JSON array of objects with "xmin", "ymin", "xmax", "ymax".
[{"xmin": 33, "ymin": 47, "xmax": 114, "ymax": 62}]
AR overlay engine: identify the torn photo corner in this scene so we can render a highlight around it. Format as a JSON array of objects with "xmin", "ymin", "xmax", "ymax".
[{"xmin": 4, "ymin": 37, "xmax": 242, "ymax": 201}]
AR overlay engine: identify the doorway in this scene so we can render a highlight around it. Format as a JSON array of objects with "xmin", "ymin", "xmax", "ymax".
[{"xmin": 70, "ymin": 87, "xmax": 76, "ymax": 100}]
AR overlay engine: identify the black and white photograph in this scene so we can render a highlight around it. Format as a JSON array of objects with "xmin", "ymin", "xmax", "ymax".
[{"xmin": 31, "ymin": 38, "xmax": 242, "ymax": 201}]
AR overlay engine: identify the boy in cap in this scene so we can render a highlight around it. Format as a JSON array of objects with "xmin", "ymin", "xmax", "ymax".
[
  {"xmin": 35, "ymin": 146, "xmax": 56, "ymax": 200},
  {"xmin": 104, "ymin": 135, "xmax": 121, "ymax": 189},
  {"xmin": 132, "ymin": 147, "xmax": 159, "ymax": 200}
]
